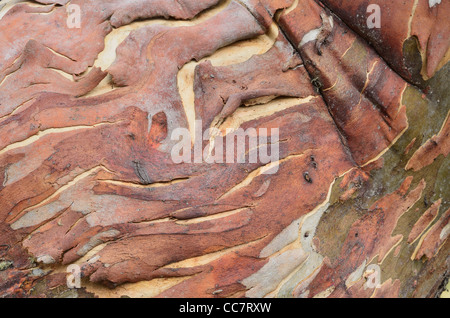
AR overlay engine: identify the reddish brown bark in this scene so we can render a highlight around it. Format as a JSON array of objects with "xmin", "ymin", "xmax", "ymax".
[{"xmin": 0, "ymin": 0, "xmax": 448, "ymax": 298}]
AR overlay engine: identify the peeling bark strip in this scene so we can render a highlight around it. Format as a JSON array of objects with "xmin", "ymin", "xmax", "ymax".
[
  {"xmin": 0, "ymin": 0, "xmax": 448, "ymax": 298},
  {"xmin": 406, "ymin": 114, "xmax": 450, "ymax": 171},
  {"xmin": 278, "ymin": 0, "xmax": 409, "ymax": 165}
]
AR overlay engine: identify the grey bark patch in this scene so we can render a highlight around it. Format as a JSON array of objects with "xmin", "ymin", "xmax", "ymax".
[{"xmin": 0, "ymin": 260, "xmax": 13, "ymax": 271}]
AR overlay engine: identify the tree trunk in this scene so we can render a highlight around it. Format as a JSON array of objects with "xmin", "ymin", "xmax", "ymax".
[{"xmin": 0, "ymin": 0, "xmax": 448, "ymax": 298}]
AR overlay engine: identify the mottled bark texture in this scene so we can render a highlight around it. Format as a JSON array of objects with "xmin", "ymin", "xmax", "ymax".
[{"xmin": 0, "ymin": 0, "xmax": 448, "ymax": 298}]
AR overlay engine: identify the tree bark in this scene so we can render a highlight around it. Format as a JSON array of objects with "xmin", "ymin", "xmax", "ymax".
[{"xmin": 0, "ymin": 0, "xmax": 448, "ymax": 298}]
